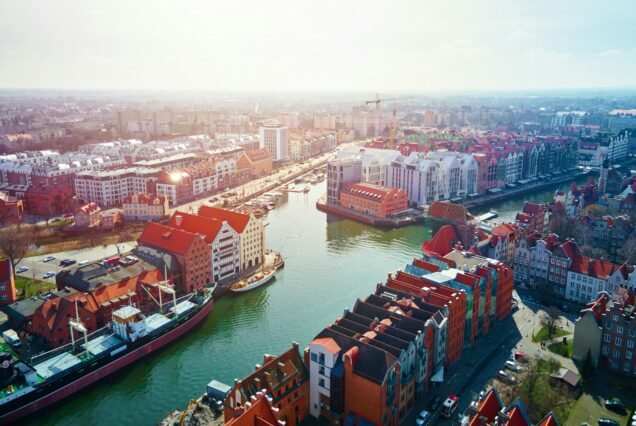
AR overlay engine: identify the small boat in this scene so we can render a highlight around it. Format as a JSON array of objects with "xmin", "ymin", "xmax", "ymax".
[{"xmin": 230, "ymin": 269, "xmax": 276, "ymax": 293}]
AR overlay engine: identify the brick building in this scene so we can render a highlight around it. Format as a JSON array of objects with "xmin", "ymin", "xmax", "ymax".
[
  {"xmin": 236, "ymin": 148, "xmax": 273, "ymax": 178},
  {"xmin": 0, "ymin": 191, "xmax": 23, "ymax": 224},
  {"xmin": 339, "ymin": 182, "xmax": 408, "ymax": 219},
  {"xmin": 600, "ymin": 300, "xmax": 636, "ymax": 377},
  {"xmin": 0, "ymin": 259, "xmax": 17, "ymax": 305},
  {"xmin": 224, "ymin": 343, "xmax": 309, "ymax": 426},
  {"xmin": 138, "ymin": 222, "xmax": 212, "ymax": 293},
  {"xmin": 74, "ymin": 202, "xmax": 102, "ymax": 228}
]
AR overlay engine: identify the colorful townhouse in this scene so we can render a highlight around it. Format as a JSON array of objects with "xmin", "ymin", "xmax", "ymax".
[
  {"xmin": 168, "ymin": 211, "xmax": 241, "ymax": 283},
  {"xmin": 198, "ymin": 205, "xmax": 264, "ymax": 272},
  {"xmin": 308, "ymin": 327, "xmax": 400, "ymax": 426},
  {"xmin": 224, "ymin": 343, "xmax": 309, "ymax": 426},
  {"xmin": 138, "ymin": 222, "xmax": 212, "ymax": 293}
]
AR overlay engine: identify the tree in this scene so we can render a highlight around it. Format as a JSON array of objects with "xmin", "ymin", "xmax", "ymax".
[
  {"xmin": 0, "ymin": 225, "xmax": 32, "ymax": 267},
  {"xmin": 541, "ymin": 306, "xmax": 561, "ymax": 339},
  {"xmin": 580, "ymin": 245, "xmax": 609, "ymax": 260}
]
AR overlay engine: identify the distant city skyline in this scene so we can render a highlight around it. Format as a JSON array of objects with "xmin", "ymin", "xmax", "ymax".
[{"xmin": 1, "ymin": 0, "xmax": 635, "ymax": 92}]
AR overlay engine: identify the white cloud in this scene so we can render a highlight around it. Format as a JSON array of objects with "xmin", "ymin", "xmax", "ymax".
[
  {"xmin": 436, "ymin": 40, "xmax": 486, "ymax": 57},
  {"xmin": 597, "ymin": 49, "xmax": 622, "ymax": 57},
  {"xmin": 508, "ymin": 30, "xmax": 536, "ymax": 42},
  {"xmin": 522, "ymin": 48, "xmax": 573, "ymax": 61}
]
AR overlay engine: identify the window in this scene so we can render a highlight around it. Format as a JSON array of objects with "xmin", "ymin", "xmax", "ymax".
[
  {"xmin": 627, "ymin": 351, "xmax": 633, "ymax": 360},
  {"xmin": 616, "ymin": 337, "xmax": 622, "ymax": 346},
  {"xmin": 630, "ymin": 330, "xmax": 636, "ymax": 338},
  {"xmin": 617, "ymin": 326, "xmax": 624, "ymax": 334},
  {"xmin": 318, "ymin": 378, "xmax": 325, "ymax": 388},
  {"xmin": 625, "ymin": 363, "xmax": 631, "ymax": 372},
  {"xmin": 628, "ymin": 340, "xmax": 635, "ymax": 349},
  {"xmin": 318, "ymin": 353, "xmax": 325, "ymax": 365},
  {"xmin": 606, "ymin": 321, "xmax": 612, "ymax": 330},
  {"xmin": 319, "ymin": 365, "xmax": 325, "ymax": 376},
  {"xmin": 604, "ymin": 334, "xmax": 611, "ymax": 343},
  {"xmin": 603, "ymin": 346, "xmax": 609, "ymax": 355},
  {"xmin": 614, "ymin": 350, "xmax": 621, "ymax": 358}
]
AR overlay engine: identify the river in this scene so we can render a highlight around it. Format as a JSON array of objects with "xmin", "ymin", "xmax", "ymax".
[{"xmin": 33, "ymin": 175, "xmax": 586, "ymax": 426}]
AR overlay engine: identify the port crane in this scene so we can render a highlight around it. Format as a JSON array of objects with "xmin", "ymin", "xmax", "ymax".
[{"xmin": 364, "ymin": 94, "xmax": 401, "ymax": 149}]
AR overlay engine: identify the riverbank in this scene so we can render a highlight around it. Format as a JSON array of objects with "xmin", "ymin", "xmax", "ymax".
[{"xmin": 462, "ymin": 169, "xmax": 591, "ymax": 210}]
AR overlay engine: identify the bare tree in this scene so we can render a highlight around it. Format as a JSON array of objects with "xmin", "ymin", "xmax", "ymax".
[
  {"xmin": 541, "ymin": 306, "xmax": 561, "ymax": 338},
  {"xmin": 0, "ymin": 225, "xmax": 32, "ymax": 267},
  {"xmin": 620, "ymin": 234, "xmax": 636, "ymax": 264}
]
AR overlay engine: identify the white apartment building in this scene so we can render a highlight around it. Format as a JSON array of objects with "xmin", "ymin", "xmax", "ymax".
[
  {"xmin": 211, "ymin": 221, "xmax": 241, "ymax": 283},
  {"xmin": 122, "ymin": 193, "xmax": 170, "ymax": 221},
  {"xmin": 326, "ymin": 157, "xmax": 362, "ymax": 204},
  {"xmin": 388, "ymin": 151, "xmax": 478, "ymax": 207},
  {"xmin": 259, "ymin": 125, "xmax": 288, "ymax": 161},
  {"xmin": 74, "ymin": 167, "xmax": 160, "ymax": 206}
]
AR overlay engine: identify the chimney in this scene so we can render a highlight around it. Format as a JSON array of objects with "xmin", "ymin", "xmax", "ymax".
[{"xmin": 175, "ymin": 214, "xmax": 183, "ymax": 227}]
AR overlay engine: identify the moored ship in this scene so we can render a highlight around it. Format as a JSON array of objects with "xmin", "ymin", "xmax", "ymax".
[{"xmin": 0, "ymin": 286, "xmax": 214, "ymax": 424}]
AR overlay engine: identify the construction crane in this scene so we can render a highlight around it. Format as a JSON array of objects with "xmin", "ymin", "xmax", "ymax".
[{"xmin": 365, "ymin": 94, "xmax": 402, "ymax": 111}]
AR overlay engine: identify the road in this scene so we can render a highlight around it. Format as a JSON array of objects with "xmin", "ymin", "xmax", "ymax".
[
  {"xmin": 406, "ymin": 291, "xmax": 577, "ymax": 425},
  {"xmin": 16, "ymin": 241, "xmax": 136, "ymax": 283}
]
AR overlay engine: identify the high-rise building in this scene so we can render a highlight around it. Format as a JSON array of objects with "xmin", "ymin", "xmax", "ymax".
[{"xmin": 259, "ymin": 125, "xmax": 288, "ymax": 161}]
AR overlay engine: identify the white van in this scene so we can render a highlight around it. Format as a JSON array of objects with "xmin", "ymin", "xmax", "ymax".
[{"xmin": 2, "ymin": 329, "xmax": 21, "ymax": 348}]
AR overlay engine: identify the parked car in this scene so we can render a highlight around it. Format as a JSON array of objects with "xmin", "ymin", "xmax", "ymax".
[
  {"xmin": 497, "ymin": 370, "xmax": 516, "ymax": 383},
  {"xmin": 505, "ymin": 360, "xmax": 522, "ymax": 372},
  {"xmin": 42, "ymin": 271, "xmax": 56, "ymax": 279},
  {"xmin": 15, "ymin": 266, "xmax": 28, "ymax": 274},
  {"xmin": 42, "ymin": 255, "xmax": 56, "ymax": 262},
  {"xmin": 415, "ymin": 410, "xmax": 431, "ymax": 425},
  {"xmin": 59, "ymin": 259, "xmax": 76, "ymax": 267},
  {"xmin": 604, "ymin": 399, "xmax": 626, "ymax": 414},
  {"xmin": 78, "ymin": 260, "xmax": 90, "ymax": 266},
  {"xmin": 429, "ymin": 396, "xmax": 442, "ymax": 411},
  {"xmin": 598, "ymin": 419, "xmax": 620, "ymax": 426}
]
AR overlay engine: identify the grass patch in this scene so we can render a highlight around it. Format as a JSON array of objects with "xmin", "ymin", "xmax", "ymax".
[
  {"xmin": 15, "ymin": 276, "xmax": 56, "ymax": 299},
  {"xmin": 532, "ymin": 325, "xmax": 570, "ymax": 343},
  {"xmin": 548, "ymin": 340, "xmax": 574, "ymax": 358},
  {"xmin": 565, "ymin": 393, "xmax": 629, "ymax": 426}
]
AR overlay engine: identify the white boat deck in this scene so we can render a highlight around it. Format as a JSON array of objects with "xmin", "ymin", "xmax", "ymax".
[
  {"xmin": 83, "ymin": 334, "xmax": 125, "ymax": 357},
  {"xmin": 146, "ymin": 313, "xmax": 171, "ymax": 334},
  {"xmin": 170, "ymin": 300, "xmax": 197, "ymax": 316},
  {"xmin": 34, "ymin": 352, "xmax": 82, "ymax": 379}
]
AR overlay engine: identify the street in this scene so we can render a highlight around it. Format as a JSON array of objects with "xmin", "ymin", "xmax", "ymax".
[
  {"xmin": 405, "ymin": 290, "xmax": 577, "ymax": 425},
  {"xmin": 16, "ymin": 241, "xmax": 136, "ymax": 283}
]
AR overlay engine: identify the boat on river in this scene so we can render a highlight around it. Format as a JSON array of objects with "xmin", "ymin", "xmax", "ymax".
[
  {"xmin": 229, "ymin": 269, "xmax": 276, "ymax": 293},
  {"xmin": 0, "ymin": 285, "xmax": 214, "ymax": 424}
]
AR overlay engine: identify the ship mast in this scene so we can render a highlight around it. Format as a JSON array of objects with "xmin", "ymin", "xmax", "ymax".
[{"xmin": 69, "ymin": 298, "xmax": 89, "ymax": 358}]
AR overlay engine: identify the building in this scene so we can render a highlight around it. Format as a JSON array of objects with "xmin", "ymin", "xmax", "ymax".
[
  {"xmin": 224, "ymin": 343, "xmax": 309, "ymax": 426},
  {"xmin": 138, "ymin": 222, "xmax": 212, "ymax": 293},
  {"xmin": 224, "ymin": 391, "xmax": 280, "ymax": 426},
  {"xmin": 167, "ymin": 211, "xmax": 241, "ymax": 283},
  {"xmin": 0, "ymin": 191, "xmax": 24, "ymax": 224},
  {"xmin": 0, "ymin": 259, "xmax": 16, "ymax": 305},
  {"xmin": 515, "ymin": 202, "xmax": 550, "ymax": 236},
  {"xmin": 461, "ymin": 387, "xmax": 558, "ymax": 426},
  {"xmin": 573, "ymin": 293, "xmax": 609, "ymax": 365},
  {"xmin": 198, "ymin": 205, "xmax": 264, "ymax": 272},
  {"xmin": 307, "ymin": 328, "xmax": 400, "ymax": 425},
  {"xmin": 31, "ymin": 269, "xmax": 163, "ymax": 348},
  {"xmin": 388, "ymin": 151, "xmax": 478, "ymax": 207},
  {"xmin": 236, "ymin": 148, "xmax": 273, "ymax": 178},
  {"xmin": 488, "ymin": 224, "xmax": 517, "ymax": 265},
  {"xmin": 338, "ymin": 182, "xmax": 408, "ymax": 219},
  {"xmin": 260, "ymin": 125, "xmax": 288, "ymax": 161},
  {"xmin": 122, "ymin": 193, "xmax": 170, "ymax": 221},
  {"xmin": 73, "ymin": 202, "xmax": 102, "ymax": 228},
  {"xmin": 326, "ymin": 157, "xmax": 362, "ymax": 204},
  {"xmin": 600, "ymin": 299, "xmax": 636, "ymax": 377},
  {"xmin": 75, "ymin": 167, "xmax": 160, "ymax": 207}
]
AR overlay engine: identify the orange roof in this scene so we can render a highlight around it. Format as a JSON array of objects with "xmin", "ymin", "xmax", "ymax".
[
  {"xmin": 312, "ymin": 337, "xmax": 341, "ymax": 355},
  {"xmin": 243, "ymin": 148, "xmax": 272, "ymax": 163},
  {"xmin": 198, "ymin": 205, "xmax": 251, "ymax": 233},
  {"xmin": 168, "ymin": 211, "xmax": 224, "ymax": 243},
  {"xmin": 570, "ymin": 256, "xmax": 620, "ymax": 280},
  {"xmin": 226, "ymin": 395, "xmax": 278, "ymax": 426},
  {"xmin": 138, "ymin": 222, "xmax": 200, "ymax": 256},
  {"xmin": 506, "ymin": 407, "xmax": 529, "ymax": 426},
  {"xmin": 341, "ymin": 182, "xmax": 401, "ymax": 200},
  {"xmin": 492, "ymin": 223, "xmax": 517, "ymax": 238},
  {"xmin": 537, "ymin": 413, "xmax": 559, "ymax": 426},
  {"xmin": 428, "ymin": 201, "xmax": 471, "ymax": 222},
  {"xmin": 469, "ymin": 389, "xmax": 503, "ymax": 426},
  {"xmin": 423, "ymin": 225, "xmax": 460, "ymax": 256}
]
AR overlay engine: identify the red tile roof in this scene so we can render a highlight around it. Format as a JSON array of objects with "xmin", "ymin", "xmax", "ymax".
[
  {"xmin": 243, "ymin": 148, "xmax": 272, "ymax": 163},
  {"xmin": 428, "ymin": 202, "xmax": 471, "ymax": 223},
  {"xmin": 341, "ymin": 182, "xmax": 403, "ymax": 201},
  {"xmin": 469, "ymin": 389, "xmax": 503, "ymax": 426},
  {"xmin": 491, "ymin": 223, "xmax": 517, "ymax": 238},
  {"xmin": 570, "ymin": 256, "xmax": 620, "ymax": 280},
  {"xmin": 523, "ymin": 202, "xmax": 544, "ymax": 216},
  {"xmin": 198, "ymin": 205, "xmax": 251, "ymax": 233},
  {"xmin": 138, "ymin": 222, "xmax": 200, "ymax": 255},
  {"xmin": 422, "ymin": 225, "xmax": 460, "ymax": 256},
  {"xmin": 168, "ymin": 211, "xmax": 224, "ymax": 244},
  {"xmin": 536, "ymin": 413, "xmax": 559, "ymax": 426},
  {"xmin": 123, "ymin": 193, "xmax": 167, "ymax": 205}
]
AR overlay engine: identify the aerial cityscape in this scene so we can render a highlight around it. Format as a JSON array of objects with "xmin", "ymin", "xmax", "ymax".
[{"xmin": 0, "ymin": 1, "xmax": 636, "ymax": 426}]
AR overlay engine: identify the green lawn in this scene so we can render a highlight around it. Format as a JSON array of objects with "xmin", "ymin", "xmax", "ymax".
[
  {"xmin": 565, "ymin": 393, "xmax": 630, "ymax": 426},
  {"xmin": 15, "ymin": 276, "xmax": 56, "ymax": 298},
  {"xmin": 532, "ymin": 325, "xmax": 570, "ymax": 342},
  {"xmin": 548, "ymin": 340, "xmax": 574, "ymax": 358}
]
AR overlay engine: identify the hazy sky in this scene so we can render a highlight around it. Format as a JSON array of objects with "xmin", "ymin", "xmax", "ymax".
[{"xmin": 1, "ymin": 0, "xmax": 634, "ymax": 92}]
